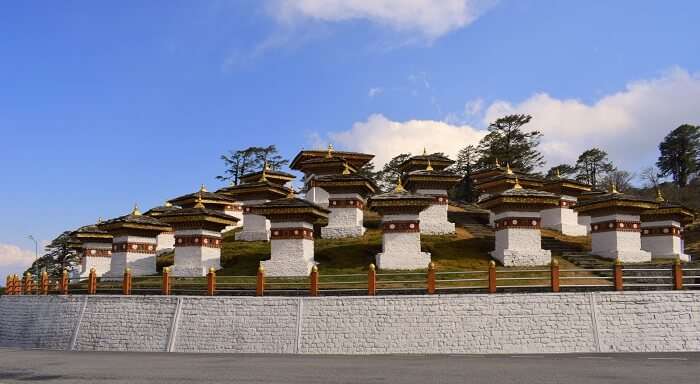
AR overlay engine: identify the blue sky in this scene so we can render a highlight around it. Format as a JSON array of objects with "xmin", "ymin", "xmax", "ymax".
[{"xmin": 1, "ymin": 0, "xmax": 699, "ymax": 276}]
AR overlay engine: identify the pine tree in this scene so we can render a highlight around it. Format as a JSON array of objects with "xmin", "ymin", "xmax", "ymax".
[
  {"xmin": 217, "ymin": 145, "xmax": 289, "ymax": 185},
  {"xmin": 656, "ymin": 124, "xmax": 700, "ymax": 187},
  {"xmin": 375, "ymin": 153, "xmax": 412, "ymax": 192},
  {"xmin": 476, "ymin": 114, "xmax": 544, "ymax": 172},
  {"xmin": 453, "ymin": 145, "xmax": 479, "ymax": 202},
  {"xmin": 25, "ymin": 232, "xmax": 79, "ymax": 277},
  {"xmin": 574, "ymin": 148, "xmax": 614, "ymax": 188},
  {"xmin": 545, "ymin": 164, "xmax": 576, "ymax": 179}
]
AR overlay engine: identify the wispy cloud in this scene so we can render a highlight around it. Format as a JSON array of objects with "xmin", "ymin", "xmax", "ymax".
[{"xmin": 368, "ymin": 87, "xmax": 383, "ymax": 98}]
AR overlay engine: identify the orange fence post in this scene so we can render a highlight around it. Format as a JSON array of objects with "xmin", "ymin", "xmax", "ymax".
[
  {"xmin": 673, "ymin": 258, "xmax": 683, "ymax": 290},
  {"xmin": 427, "ymin": 262, "xmax": 436, "ymax": 294},
  {"xmin": 14, "ymin": 275, "xmax": 21, "ymax": 295},
  {"xmin": 551, "ymin": 259, "xmax": 560, "ymax": 293},
  {"xmin": 4, "ymin": 275, "xmax": 11, "ymax": 296},
  {"xmin": 488, "ymin": 261, "xmax": 497, "ymax": 293},
  {"xmin": 122, "ymin": 268, "xmax": 132, "ymax": 295},
  {"xmin": 207, "ymin": 267, "xmax": 216, "ymax": 296},
  {"xmin": 613, "ymin": 259, "xmax": 623, "ymax": 291},
  {"xmin": 23, "ymin": 273, "xmax": 33, "ymax": 295},
  {"xmin": 256, "ymin": 265, "xmax": 265, "ymax": 297},
  {"xmin": 162, "ymin": 267, "xmax": 171, "ymax": 296},
  {"xmin": 40, "ymin": 271, "xmax": 49, "ymax": 295},
  {"xmin": 309, "ymin": 266, "xmax": 319, "ymax": 297},
  {"xmin": 87, "ymin": 268, "xmax": 97, "ymax": 295},
  {"xmin": 368, "ymin": 264, "xmax": 376, "ymax": 296},
  {"xmin": 60, "ymin": 270, "xmax": 69, "ymax": 295}
]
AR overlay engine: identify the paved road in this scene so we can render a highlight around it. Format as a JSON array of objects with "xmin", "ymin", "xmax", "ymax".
[{"xmin": 0, "ymin": 349, "xmax": 698, "ymax": 383}]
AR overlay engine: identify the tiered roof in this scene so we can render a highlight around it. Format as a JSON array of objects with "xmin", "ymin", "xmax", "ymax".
[
  {"xmin": 310, "ymin": 174, "xmax": 377, "ymax": 196},
  {"xmin": 98, "ymin": 205, "xmax": 172, "ymax": 235},
  {"xmin": 169, "ymin": 185, "xmax": 237, "ymax": 209},
  {"xmin": 368, "ymin": 180, "xmax": 435, "ymax": 215},
  {"xmin": 290, "ymin": 145, "xmax": 374, "ymax": 172},
  {"xmin": 144, "ymin": 202, "xmax": 181, "ymax": 217},
  {"xmin": 574, "ymin": 187, "xmax": 658, "ymax": 215},
  {"xmin": 70, "ymin": 222, "xmax": 113, "ymax": 243},
  {"xmin": 239, "ymin": 169, "xmax": 295, "ymax": 186},
  {"xmin": 159, "ymin": 194, "xmax": 239, "ymax": 231},
  {"xmin": 479, "ymin": 180, "xmax": 560, "ymax": 212},
  {"xmin": 251, "ymin": 197, "xmax": 329, "ymax": 222},
  {"xmin": 640, "ymin": 190, "xmax": 695, "ymax": 225},
  {"xmin": 398, "ymin": 150, "xmax": 454, "ymax": 173}
]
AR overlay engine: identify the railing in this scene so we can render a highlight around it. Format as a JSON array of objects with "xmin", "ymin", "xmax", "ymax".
[{"xmin": 4, "ymin": 259, "xmax": 697, "ymax": 297}]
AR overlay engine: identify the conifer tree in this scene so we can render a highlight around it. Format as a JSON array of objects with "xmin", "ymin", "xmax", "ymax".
[
  {"xmin": 656, "ymin": 124, "xmax": 700, "ymax": 187},
  {"xmin": 476, "ymin": 114, "xmax": 544, "ymax": 172}
]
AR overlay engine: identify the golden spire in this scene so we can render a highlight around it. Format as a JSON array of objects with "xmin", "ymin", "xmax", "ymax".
[
  {"xmin": 326, "ymin": 144, "xmax": 334, "ymax": 158},
  {"xmin": 610, "ymin": 183, "xmax": 620, "ymax": 194},
  {"xmin": 194, "ymin": 191, "xmax": 205, "ymax": 208},
  {"xmin": 287, "ymin": 188, "xmax": 296, "ymax": 198},
  {"xmin": 394, "ymin": 177, "xmax": 406, "ymax": 193},
  {"xmin": 199, "ymin": 184, "xmax": 208, "ymax": 193},
  {"xmin": 97, "ymin": 217, "xmax": 103, "ymax": 224},
  {"xmin": 258, "ymin": 162, "xmax": 268, "ymax": 182},
  {"xmin": 506, "ymin": 162, "xmax": 513, "ymax": 175},
  {"xmin": 495, "ymin": 158, "xmax": 501, "ymax": 168},
  {"xmin": 342, "ymin": 162, "xmax": 351, "ymax": 175},
  {"xmin": 425, "ymin": 159, "xmax": 434, "ymax": 171},
  {"xmin": 423, "ymin": 147, "xmax": 428, "ymax": 156},
  {"xmin": 655, "ymin": 188, "xmax": 665, "ymax": 202},
  {"xmin": 513, "ymin": 176, "xmax": 523, "ymax": 189},
  {"xmin": 131, "ymin": 203, "xmax": 142, "ymax": 216},
  {"xmin": 556, "ymin": 167, "xmax": 561, "ymax": 179},
  {"xmin": 164, "ymin": 201, "xmax": 173, "ymax": 207}
]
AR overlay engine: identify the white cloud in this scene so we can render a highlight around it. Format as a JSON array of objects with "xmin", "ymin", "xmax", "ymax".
[
  {"xmin": 269, "ymin": 0, "xmax": 497, "ymax": 40},
  {"xmin": 322, "ymin": 68, "xmax": 700, "ymax": 173},
  {"xmin": 368, "ymin": 87, "xmax": 383, "ymax": 98},
  {"xmin": 483, "ymin": 68, "xmax": 700, "ymax": 171},
  {"xmin": 328, "ymin": 114, "xmax": 485, "ymax": 167},
  {"xmin": 0, "ymin": 243, "xmax": 36, "ymax": 279},
  {"xmin": 464, "ymin": 98, "xmax": 484, "ymax": 116}
]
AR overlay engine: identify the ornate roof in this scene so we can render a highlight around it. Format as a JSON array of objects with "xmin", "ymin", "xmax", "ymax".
[
  {"xmin": 70, "ymin": 223, "xmax": 112, "ymax": 241},
  {"xmin": 479, "ymin": 185, "xmax": 560, "ymax": 210},
  {"xmin": 542, "ymin": 177, "xmax": 592, "ymax": 195},
  {"xmin": 310, "ymin": 174, "xmax": 377, "ymax": 195},
  {"xmin": 216, "ymin": 180, "xmax": 292, "ymax": 200},
  {"xmin": 398, "ymin": 153, "xmax": 454, "ymax": 173},
  {"xmin": 368, "ymin": 180, "xmax": 434, "ymax": 214},
  {"xmin": 144, "ymin": 203, "xmax": 181, "ymax": 217},
  {"xmin": 403, "ymin": 169, "xmax": 462, "ymax": 191},
  {"xmin": 158, "ymin": 205, "xmax": 239, "ymax": 228},
  {"xmin": 250, "ymin": 197, "xmax": 330, "ymax": 221},
  {"xmin": 239, "ymin": 169, "xmax": 295, "ymax": 185},
  {"xmin": 98, "ymin": 206, "xmax": 172, "ymax": 233},
  {"xmin": 290, "ymin": 146, "xmax": 374, "ymax": 170},
  {"xmin": 169, "ymin": 185, "xmax": 237, "ymax": 207},
  {"xmin": 574, "ymin": 191, "xmax": 658, "ymax": 214}
]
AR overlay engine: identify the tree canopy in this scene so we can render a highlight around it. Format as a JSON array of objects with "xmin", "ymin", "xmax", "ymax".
[
  {"xmin": 25, "ymin": 232, "xmax": 79, "ymax": 277},
  {"xmin": 574, "ymin": 148, "xmax": 614, "ymax": 188},
  {"xmin": 545, "ymin": 164, "xmax": 576, "ymax": 179},
  {"xmin": 476, "ymin": 114, "xmax": 544, "ymax": 173},
  {"xmin": 217, "ymin": 145, "xmax": 289, "ymax": 185},
  {"xmin": 656, "ymin": 124, "xmax": 700, "ymax": 187}
]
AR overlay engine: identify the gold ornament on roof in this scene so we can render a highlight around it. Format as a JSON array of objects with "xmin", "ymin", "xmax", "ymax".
[
  {"xmin": 259, "ymin": 162, "xmax": 268, "ymax": 182},
  {"xmin": 131, "ymin": 203, "xmax": 142, "ymax": 216},
  {"xmin": 287, "ymin": 189, "xmax": 296, "ymax": 198},
  {"xmin": 556, "ymin": 167, "xmax": 561, "ymax": 179},
  {"xmin": 506, "ymin": 162, "xmax": 513, "ymax": 175},
  {"xmin": 194, "ymin": 191, "xmax": 205, "ymax": 209},
  {"xmin": 326, "ymin": 144, "xmax": 334, "ymax": 158},
  {"xmin": 394, "ymin": 177, "xmax": 406, "ymax": 193},
  {"xmin": 342, "ymin": 162, "xmax": 351, "ymax": 175},
  {"xmin": 164, "ymin": 201, "xmax": 173, "ymax": 208},
  {"xmin": 425, "ymin": 159, "xmax": 434, "ymax": 171},
  {"xmin": 97, "ymin": 217, "xmax": 103, "ymax": 224},
  {"xmin": 513, "ymin": 176, "xmax": 523, "ymax": 189},
  {"xmin": 423, "ymin": 147, "xmax": 428, "ymax": 156},
  {"xmin": 655, "ymin": 188, "xmax": 665, "ymax": 202},
  {"xmin": 199, "ymin": 184, "xmax": 208, "ymax": 193},
  {"xmin": 610, "ymin": 184, "xmax": 620, "ymax": 194},
  {"xmin": 495, "ymin": 158, "xmax": 501, "ymax": 168}
]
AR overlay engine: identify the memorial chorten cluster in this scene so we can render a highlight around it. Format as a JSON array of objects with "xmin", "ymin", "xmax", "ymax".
[
  {"xmin": 217, "ymin": 165, "xmax": 293, "ymax": 241},
  {"xmin": 574, "ymin": 186, "xmax": 658, "ymax": 263},
  {"xmin": 540, "ymin": 168, "xmax": 591, "ymax": 236},
  {"xmin": 290, "ymin": 145, "xmax": 374, "ymax": 207},
  {"xmin": 251, "ymin": 195, "xmax": 329, "ymax": 276},
  {"xmin": 159, "ymin": 193, "xmax": 238, "ymax": 276},
  {"xmin": 98, "ymin": 205, "xmax": 172, "ymax": 277},
  {"xmin": 368, "ymin": 179, "xmax": 434, "ymax": 270},
  {"xmin": 479, "ymin": 178, "xmax": 560, "ymax": 266},
  {"xmin": 640, "ymin": 190, "xmax": 695, "ymax": 262},
  {"xmin": 401, "ymin": 149, "xmax": 461, "ymax": 235},
  {"xmin": 70, "ymin": 221, "xmax": 113, "ymax": 277}
]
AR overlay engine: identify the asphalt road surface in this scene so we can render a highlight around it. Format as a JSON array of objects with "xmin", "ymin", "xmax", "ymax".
[{"xmin": 0, "ymin": 349, "xmax": 698, "ymax": 383}]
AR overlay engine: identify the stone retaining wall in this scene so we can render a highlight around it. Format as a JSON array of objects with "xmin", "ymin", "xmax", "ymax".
[{"xmin": 1, "ymin": 292, "xmax": 699, "ymax": 354}]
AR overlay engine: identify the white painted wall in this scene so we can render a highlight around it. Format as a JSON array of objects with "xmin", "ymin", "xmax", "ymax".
[
  {"xmin": 263, "ymin": 221, "xmax": 316, "ymax": 276},
  {"xmin": 106, "ymin": 236, "xmax": 158, "ymax": 277},
  {"xmin": 377, "ymin": 213, "xmax": 430, "ymax": 270},
  {"xmin": 156, "ymin": 232, "xmax": 175, "ymax": 254},
  {"xmin": 541, "ymin": 207, "xmax": 587, "ymax": 236},
  {"xmin": 235, "ymin": 200, "xmax": 271, "ymax": 242},
  {"xmin": 172, "ymin": 229, "xmax": 223, "ymax": 277},
  {"xmin": 591, "ymin": 214, "xmax": 651, "ymax": 262},
  {"xmin": 641, "ymin": 219, "xmax": 689, "ymax": 261},
  {"xmin": 492, "ymin": 211, "xmax": 550, "ymax": 266}
]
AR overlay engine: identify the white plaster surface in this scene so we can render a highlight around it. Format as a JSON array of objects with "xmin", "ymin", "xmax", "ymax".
[
  {"xmin": 104, "ymin": 236, "xmax": 158, "ymax": 277},
  {"xmin": 578, "ymin": 215, "xmax": 592, "ymax": 233},
  {"xmin": 5, "ymin": 292, "xmax": 700, "ymax": 354},
  {"xmin": 321, "ymin": 207, "xmax": 365, "ymax": 239},
  {"xmin": 235, "ymin": 213, "xmax": 270, "ymax": 241},
  {"xmin": 263, "ymin": 222, "xmax": 316, "ymax": 276},
  {"xmin": 77, "ymin": 242, "xmax": 112, "ymax": 277},
  {"xmin": 304, "ymin": 186, "xmax": 329, "ymax": 208},
  {"xmin": 156, "ymin": 232, "xmax": 175, "ymax": 254},
  {"xmin": 590, "ymin": 214, "xmax": 651, "ymax": 262},
  {"xmin": 640, "ymin": 220, "xmax": 689, "ymax": 261},
  {"xmin": 541, "ymin": 207, "xmax": 587, "ymax": 236},
  {"xmin": 492, "ymin": 211, "xmax": 550, "ymax": 266},
  {"xmin": 419, "ymin": 204, "xmax": 455, "ymax": 235}
]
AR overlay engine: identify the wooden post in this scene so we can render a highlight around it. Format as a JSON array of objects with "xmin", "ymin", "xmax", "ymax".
[
  {"xmin": 488, "ymin": 260, "xmax": 497, "ymax": 293},
  {"xmin": 207, "ymin": 267, "xmax": 216, "ymax": 296},
  {"xmin": 87, "ymin": 268, "xmax": 97, "ymax": 295},
  {"xmin": 613, "ymin": 259, "xmax": 623, "ymax": 291},
  {"xmin": 427, "ymin": 262, "xmax": 436, "ymax": 294},
  {"xmin": 40, "ymin": 271, "xmax": 49, "ymax": 295},
  {"xmin": 368, "ymin": 263, "xmax": 377, "ymax": 296},
  {"xmin": 13, "ymin": 275, "xmax": 21, "ymax": 295},
  {"xmin": 673, "ymin": 258, "xmax": 683, "ymax": 290},
  {"xmin": 23, "ymin": 272, "xmax": 33, "ymax": 295},
  {"xmin": 551, "ymin": 259, "xmax": 560, "ymax": 293},
  {"xmin": 60, "ymin": 270, "xmax": 69, "ymax": 295},
  {"xmin": 256, "ymin": 265, "xmax": 265, "ymax": 297},
  {"xmin": 308, "ymin": 265, "xmax": 319, "ymax": 296},
  {"xmin": 162, "ymin": 267, "xmax": 171, "ymax": 296},
  {"xmin": 122, "ymin": 268, "xmax": 132, "ymax": 295},
  {"xmin": 5, "ymin": 276, "xmax": 11, "ymax": 296}
]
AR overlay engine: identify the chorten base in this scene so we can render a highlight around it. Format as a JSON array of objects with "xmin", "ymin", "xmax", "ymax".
[
  {"xmin": 593, "ymin": 249, "xmax": 652, "ymax": 263},
  {"xmin": 491, "ymin": 249, "xmax": 551, "ymax": 267},
  {"xmin": 652, "ymin": 253, "xmax": 691, "ymax": 262},
  {"xmin": 235, "ymin": 230, "xmax": 270, "ymax": 242},
  {"xmin": 420, "ymin": 221, "xmax": 455, "ymax": 235},
  {"xmin": 548, "ymin": 223, "xmax": 588, "ymax": 237},
  {"xmin": 376, "ymin": 251, "xmax": 431, "ymax": 270},
  {"xmin": 321, "ymin": 226, "xmax": 366, "ymax": 239}
]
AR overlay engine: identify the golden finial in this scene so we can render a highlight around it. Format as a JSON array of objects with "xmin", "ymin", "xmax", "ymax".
[
  {"xmin": 423, "ymin": 147, "xmax": 427, "ymax": 156},
  {"xmin": 194, "ymin": 191, "xmax": 205, "ymax": 208},
  {"xmin": 209, "ymin": 267, "xmax": 216, "ymax": 274},
  {"xmin": 513, "ymin": 176, "xmax": 523, "ymax": 189},
  {"xmin": 163, "ymin": 266, "xmax": 170, "ymax": 274},
  {"xmin": 425, "ymin": 159, "xmax": 434, "ymax": 171},
  {"xmin": 369, "ymin": 263, "xmax": 376, "ymax": 271},
  {"xmin": 326, "ymin": 144, "xmax": 334, "ymax": 158},
  {"xmin": 90, "ymin": 267, "xmax": 96, "ymax": 274},
  {"xmin": 311, "ymin": 265, "xmax": 318, "ymax": 273},
  {"xmin": 394, "ymin": 177, "xmax": 406, "ymax": 193},
  {"xmin": 489, "ymin": 260, "xmax": 496, "ymax": 267},
  {"xmin": 610, "ymin": 183, "xmax": 619, "ymax": 194},
  {"xmin": 131, "ymin": 203, "xmax": 142, "ymax": 216},
  {"xmin": 556, "ymin": 167, "xmax": 561, "ymax": 179},
  {"xmin": 506, "ymin": 162, "xmax": 513, "ymax": 175},
  {"xmin": 164, "ymin": 201, "xmax": 173, "ymax": 208},
  {"xmin": 258, "ymin": 264, "xmax": 265, "ymax": 273},
  {"xmin": 342, "ymin": 162, "xmax": 351, "ymax": 175},
  {"xmin": 655, "ymin": 188, "xmax": 665, "ymax": 202},
  {"xmin": 97, "ymin": 217, "xmax": 103, "ymax": 224},
  {"xmin": 495, "ymin": 158, "xmax": 501, "ymax": 168},
  {"xmin": 286, "ymin": 188, "xmax": 296, "ymax": 198},
  {"xmin": 428, "ymin": 261, "xmax": 435, "ymax": 270},
  {"xmin": 199, "ymin": 184, "xmax": 208, "ymax": 193},
  {"xmin": 552, "ymin": 259, "xmax": 559, "ymax": 267},
  {"xmin": 258, "ymin": 163, "xmax": 268, "ymax": 182}
]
